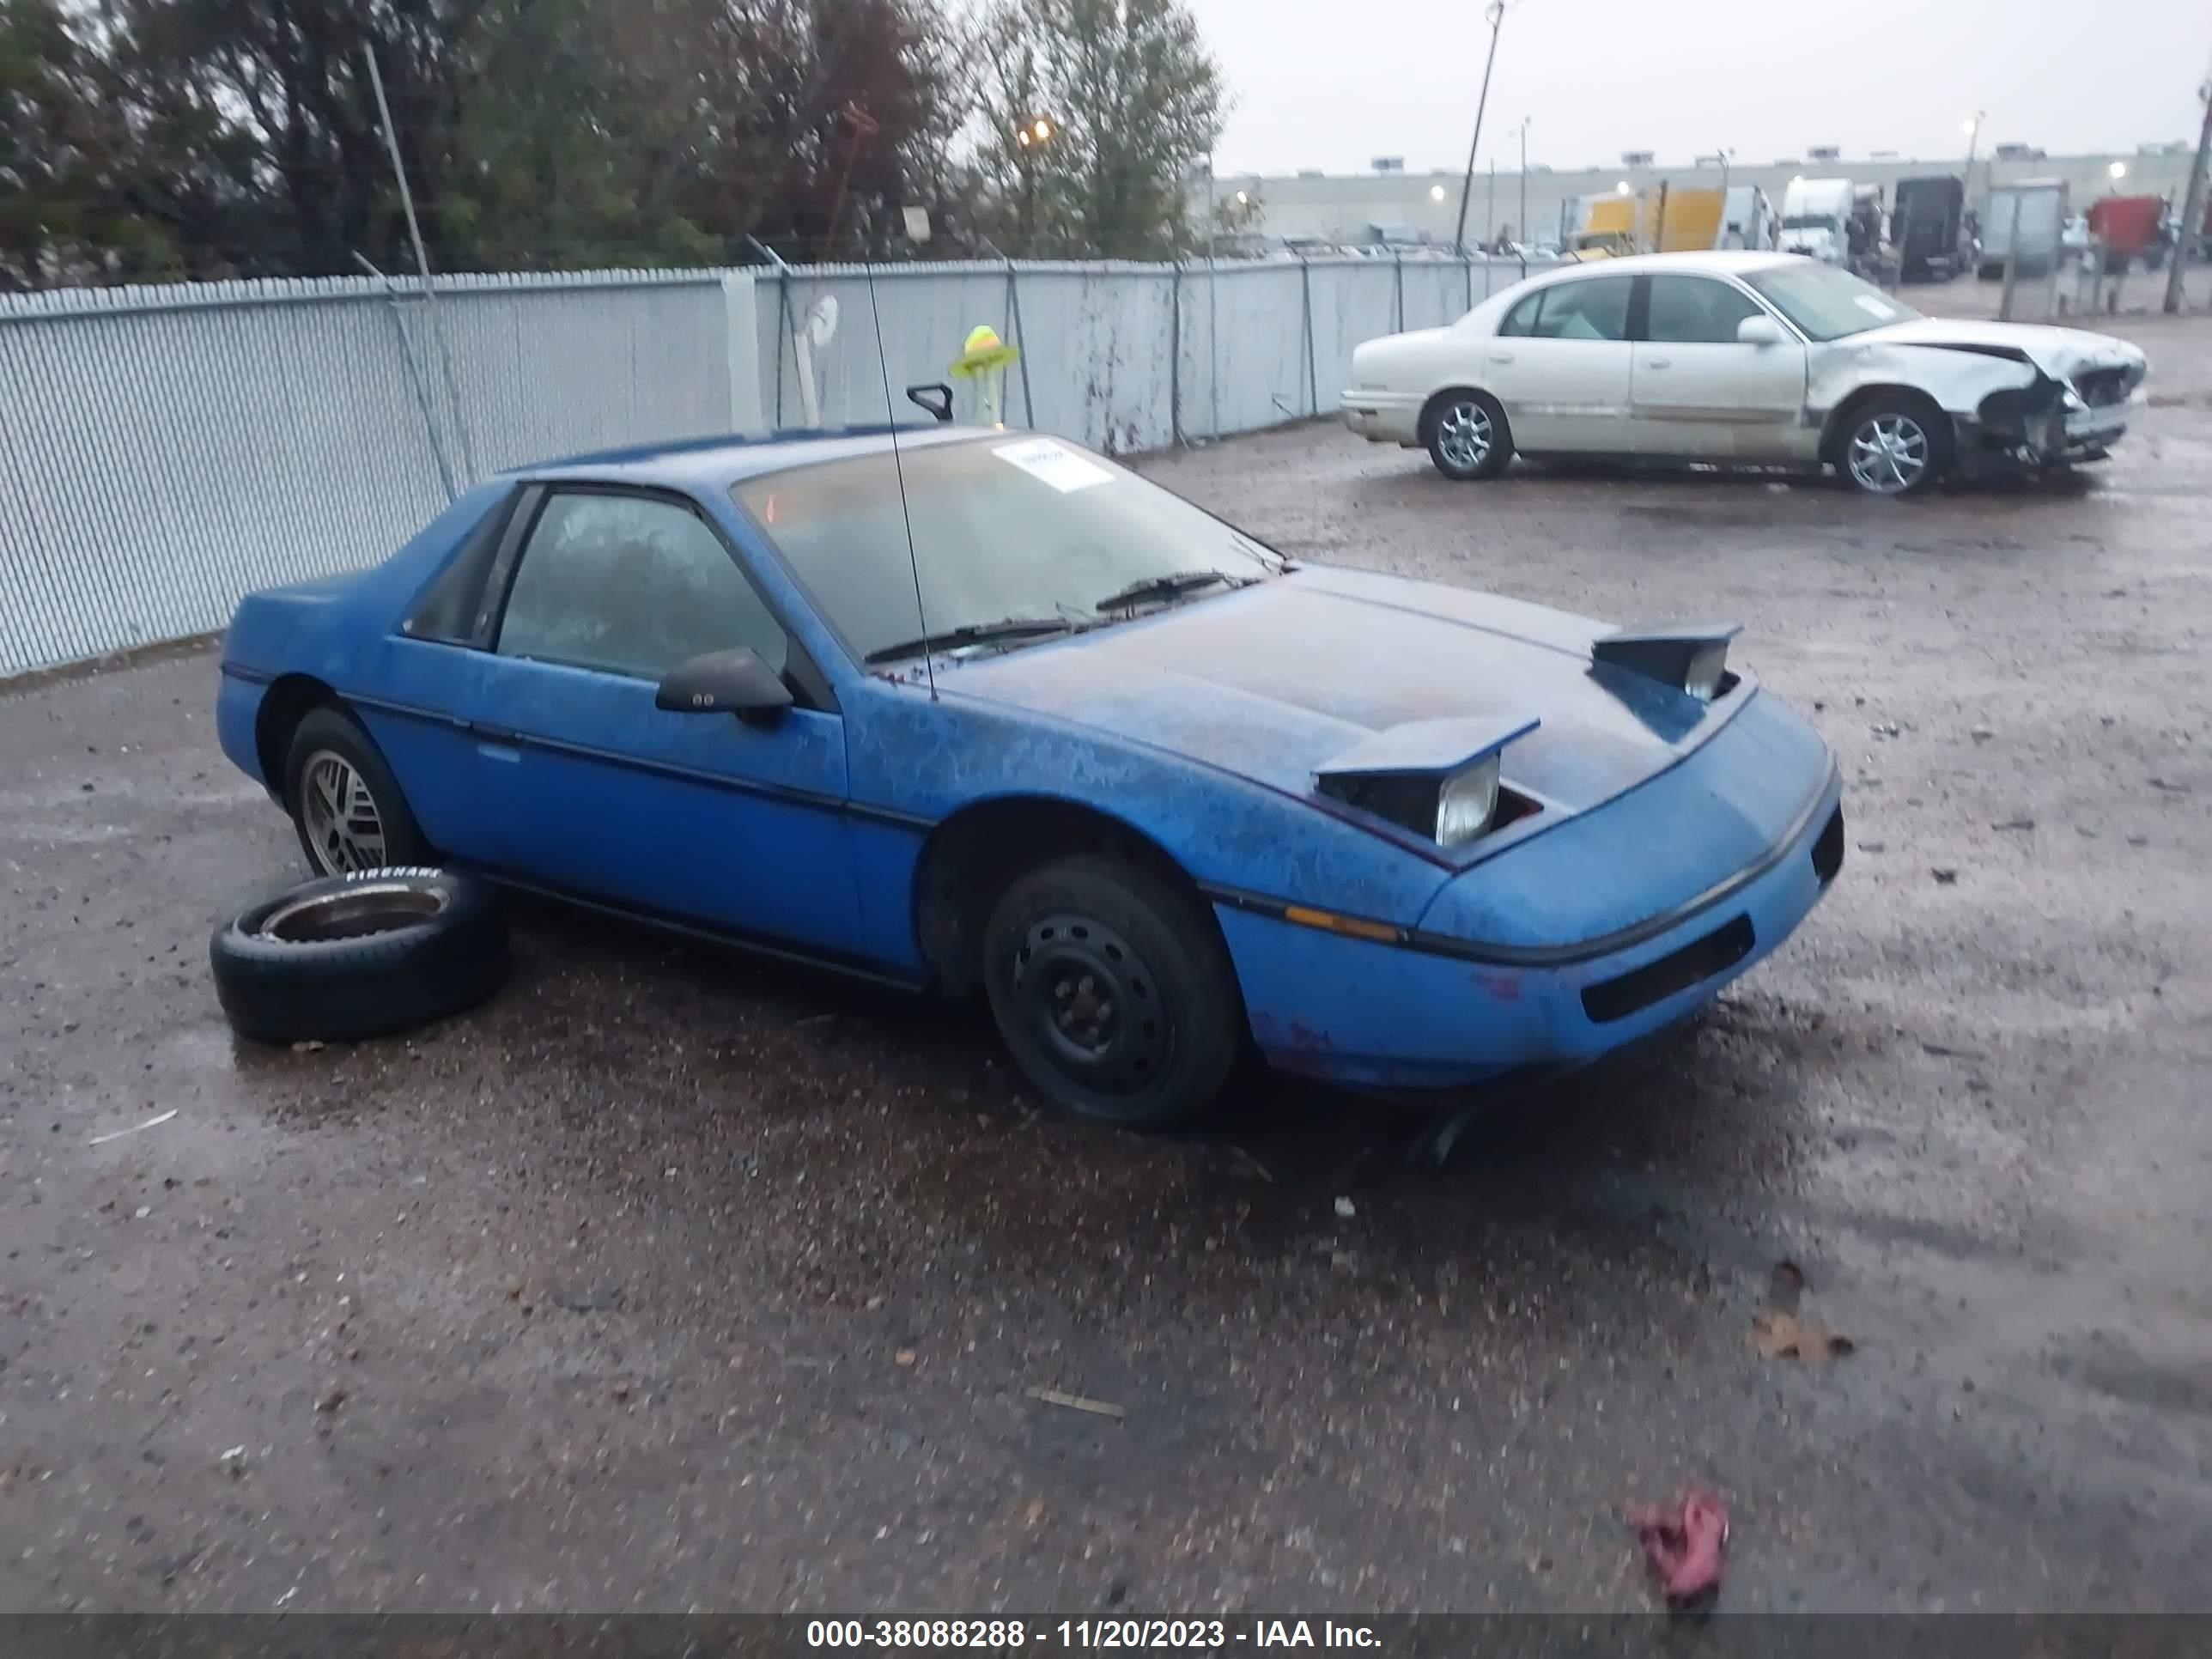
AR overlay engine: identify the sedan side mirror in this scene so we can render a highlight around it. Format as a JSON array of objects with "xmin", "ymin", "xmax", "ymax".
[
  {"xmin": 654, "ymin": 647, "xmax": 793, "ymax": 726},
  {"xmin": 1736, "ymin": 315, "xmax": 1786, "ymax": 346}
]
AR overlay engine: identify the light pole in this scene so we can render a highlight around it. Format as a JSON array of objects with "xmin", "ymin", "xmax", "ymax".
[
  {"xmin": 1013, "ymin": 113, "xmax": 1059, "ymax": 254},
  {"xmin": 1961, "ymin": 111, "xmax": 1985, "ymax": 203},
  {"xmin": 1451, "ymin": 1, "xmax": 1509, "ymax": 256}
]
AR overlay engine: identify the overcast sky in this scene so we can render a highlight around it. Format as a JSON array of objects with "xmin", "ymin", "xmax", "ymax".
[{"xmin": 1190, "ymin": 0, "xmax": 2209, "ymax": 175}]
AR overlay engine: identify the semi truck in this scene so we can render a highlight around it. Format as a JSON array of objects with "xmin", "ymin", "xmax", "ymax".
[
  {"xmin": 1778, "ymin": 177, "xmax": 1853, "ymax": 265},
  {"xmin": 1893, "ymin": 175, "xmax": 1967, "ymax": 281},
  {"xmin": 1718, "ymin": 185, "xmax": 1777, "ymax": 250}
]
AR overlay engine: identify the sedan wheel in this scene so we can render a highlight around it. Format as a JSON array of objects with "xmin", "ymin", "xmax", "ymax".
[
  {"xmin": 1844, "ymin": 410, "xmax": 1935, "ymax": 496},
  {"xmin": 1437, "ymin": 401, "xmax": 1492, "ymax": 472},
  {"xmin": 1425, "ymin": 391, "xmax": 1511, "ymax": 481}
]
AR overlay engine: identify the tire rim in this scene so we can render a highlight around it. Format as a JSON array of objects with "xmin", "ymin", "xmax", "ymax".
[
  {"xmin": 257, "ymin": 883, "xmax": 447, "ymax": 944},
  {"xmin": 1436, "ymin": 400, "xmax": 1493, "ymax": 473},
  {"xmin": 1012, "ymin": 912, "xmax": 1170, "ymax": 1097},
  {"xmin": 1846, "ymin": 412, "xmax": 1929, "ymax": 495},
  {"xmin": 300, "ymin": 750, "xmax": 387, "ymax": 875}
]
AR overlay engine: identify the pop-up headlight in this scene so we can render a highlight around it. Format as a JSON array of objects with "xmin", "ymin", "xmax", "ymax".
[
  {"xmin": 1592, "ymin": 623, "xmax": 1742, "ymax": 702},
  {"xmin": 1314, "ymin": 714, "xmax": 1539, "ymax": 848}
]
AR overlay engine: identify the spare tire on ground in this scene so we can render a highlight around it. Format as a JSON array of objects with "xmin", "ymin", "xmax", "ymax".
[{"xmin": 210, "ymin": 867, "xmax": 508, "ymax": 1045}]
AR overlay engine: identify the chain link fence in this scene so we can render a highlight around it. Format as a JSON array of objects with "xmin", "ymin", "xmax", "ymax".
[{"xmin": 0, "ymin": 253, "xmax": 1527, "ymax": 678}]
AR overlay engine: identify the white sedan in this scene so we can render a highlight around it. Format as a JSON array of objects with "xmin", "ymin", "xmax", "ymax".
[{"xmin": 1342, "ymin": 252, "xmax": 2148, "ymax": 496}]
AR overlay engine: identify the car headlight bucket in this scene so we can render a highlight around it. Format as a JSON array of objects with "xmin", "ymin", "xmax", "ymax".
[
  {"xmin": 1435, "ymin": 756, "xmax": 1501, "ymax": 845},
  {"xmin": 1684, "ymin": 641, "xmax": 1729, "ymax": 702}
]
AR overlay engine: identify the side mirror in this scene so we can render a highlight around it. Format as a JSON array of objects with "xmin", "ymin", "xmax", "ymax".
[
  {"xmin": 905, "ymin": 382, "xmax": 954, "ymax": 423},
  {"xmin": 654, "ymin": 647, "xmax": 793, "ymax": 726},
  {"xmin": 1736, "ymin": 315, "xmax": 1785, "ymax": 346}
]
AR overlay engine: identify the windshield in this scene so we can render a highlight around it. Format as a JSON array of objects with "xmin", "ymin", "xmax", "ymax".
[
  {"xmin": 733, "ymin": 435, "xmax": 1276, "ymax": 665},
  {"xmin": 1744, "ymin": 263, "xmax": 1920, "ymax": 341},
  {"xmin": 1778, "ymin": 214, "xmax": 1840, "ymax": 230}
]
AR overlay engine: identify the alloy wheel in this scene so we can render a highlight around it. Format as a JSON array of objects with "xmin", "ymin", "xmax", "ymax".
[
  {"xmin": 1846, "ymin": 412, "xmax": 1929, "ymax": 495},
  {"xmin": 1437, "ymin": 400, "xmax": 1493, "ymax": 473},
  {"xmin": 299, "ymin": 750, "xmax": 388, "ymax": 875}
]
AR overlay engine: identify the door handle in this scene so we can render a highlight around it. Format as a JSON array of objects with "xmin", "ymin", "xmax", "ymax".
[
  {"xmin": 1644, "ymin": 356, "xmax": 1672, "ymax": 369},
  {"xmin": 1487, "ymin": 350, "xmax": 1515, "ymax": 364},
  {"xmin": 469, "ymin": 721, "xmax": 522, "ymax": 762}
]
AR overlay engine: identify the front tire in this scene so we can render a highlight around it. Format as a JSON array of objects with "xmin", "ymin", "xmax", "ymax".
[
  {"xmin": 1424, "ymin": 390, "xmax": 1512, "ymax": 482},
  {"xmin": 283, "ymin": 708, "xmax": 434, "ymax": 878},
  {"xmin": 1836, "ymin": 395, "xmax": 1951, "ymax": 498},
  {"xmin": 981, "ymin": 855, "xmax": 1243, "ymax": 1128}
]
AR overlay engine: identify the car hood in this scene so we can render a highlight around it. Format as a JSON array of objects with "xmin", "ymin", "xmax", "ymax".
[
  {"xmin": 1856, "ymin": 316, "xmax": 2147, "ymax": 380},
  {"xmin": 937, "ymin": 566, "xmax": 1738, "ymax": 818}
]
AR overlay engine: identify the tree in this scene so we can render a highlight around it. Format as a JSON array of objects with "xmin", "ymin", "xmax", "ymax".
[
  {"xmin": 0, "ymin": 0, "xmax": 1000, "ymax": 282},
  {"xmin": 1, "ymin": 0, "xmax": 110, "ymax": 288},
  {"xmin": 975, "ymin": 0, "xmax": 1224, "ymax": 259}
]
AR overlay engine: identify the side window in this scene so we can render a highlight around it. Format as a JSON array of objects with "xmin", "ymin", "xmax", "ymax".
[
  {"xmin": 1644, "ymin": 275, "xmax": 1767, "ymax": 344},
  {"xmin": 1528, "ymin": 276, "xmax": 1632, "ymax": 342},
  {"xmin": 496, "ymin": 493, "xmax": 788, "ymax": 681},
  {"xmin": 1498, "ymin": 289, "xmax": 1546, "ymax": 337}
]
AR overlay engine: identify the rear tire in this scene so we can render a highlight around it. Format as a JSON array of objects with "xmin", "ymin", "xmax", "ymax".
[
  {"xmin": 981, "ymin": 854, "xmax": 1243, "ymax": 1128},
  {"xmin": 283, "ymin": 708, "xmax": 433, "ymax": 878},
  {"xmin": 1423, "ymin": 389, "xmax": 1512, "ymax": 482},
  {"xmin": 210, "ymin": 868, "xmax": 508, "ymax": 1045}
]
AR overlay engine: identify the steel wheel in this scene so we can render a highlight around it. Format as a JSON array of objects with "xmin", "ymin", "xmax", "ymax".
[
  {"xmin": 298, "ymin": 750, "xmax": 388, "ymax": 875},
  {"xmin": 1846, "ymin": 411, "xmax": 1931, "ymax": 495},
  {"xmin": 1011, "ymin": 910, "xmax": 1172, "ymax": 1098},
  {"xmin": 1435, "ymin": 399, "xmax": 1494, "ymax": 474}
]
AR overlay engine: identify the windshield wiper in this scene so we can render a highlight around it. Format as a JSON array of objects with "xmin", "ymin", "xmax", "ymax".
[
  {"xmin": 1092, "ymin": 569, "xmax": 1249, "ymax": 613},
  {"xmin": 863, "ymin": 616, "xmax": 1079, "ymax": 665}
]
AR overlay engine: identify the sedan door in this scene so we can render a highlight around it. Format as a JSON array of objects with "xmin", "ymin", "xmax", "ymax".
[
  {"xmin": 1480, "ymin": 274, "xmax": 1637, "ymax": 453},
  {"xmin": 461, "ymin": 486, "xmax": 866, "ymax": 959},
  {"xmin": 1628, "ymin": 274, "xmax": 1809, "ymax": 459}
]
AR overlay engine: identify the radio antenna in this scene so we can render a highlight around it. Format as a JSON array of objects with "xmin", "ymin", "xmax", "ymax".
[{"xmin": 865, "ymin": 261, "xmax": 937, "ymax": 702}]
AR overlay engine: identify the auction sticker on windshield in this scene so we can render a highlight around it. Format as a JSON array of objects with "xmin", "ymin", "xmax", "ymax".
[{"xmin": 994, "ymin": 438, "xmax": 1114, "ymax": 493}]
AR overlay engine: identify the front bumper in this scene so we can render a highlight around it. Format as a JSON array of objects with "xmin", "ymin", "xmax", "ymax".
[
  {"xmin": 1956, "ymin": 363, "xmax": 2146, "ymax": 473},
  {"xmin": 1340, "ymin": 390, "xmax": 1425, "ymax": 447},
  {"xmin": 1220, "ymin": 765, "xmax": 1846, "ymax": 1091}
]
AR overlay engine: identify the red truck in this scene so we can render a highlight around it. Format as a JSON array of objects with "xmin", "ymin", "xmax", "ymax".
[{"xmin": 2086, "ymin": 193, "xmax": 2168, "ymax": 272}]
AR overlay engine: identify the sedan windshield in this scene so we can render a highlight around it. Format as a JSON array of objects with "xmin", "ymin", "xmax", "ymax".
[
  {"xmin": 733, "ymin": 435, "xmax": 1276, "ymax": 665},
  {"xmin": 1743, "ymin": 263, "xmax": 1921, "ymax": 342}
]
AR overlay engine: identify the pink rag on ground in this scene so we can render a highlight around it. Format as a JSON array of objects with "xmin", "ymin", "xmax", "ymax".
[{"xmin": 1634, "ymin": 1488, "xmax": 1729, "ymax": 1605}]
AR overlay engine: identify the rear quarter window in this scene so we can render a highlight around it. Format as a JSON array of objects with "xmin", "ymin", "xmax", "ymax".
[{"xmin": 404, "ymin": 489, "xmax": 516, "ymax": 644}]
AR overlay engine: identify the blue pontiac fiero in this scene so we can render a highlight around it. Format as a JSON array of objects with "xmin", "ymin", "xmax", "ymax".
[{"xmin": 216, "ymin": 423, "xmax": 1843, "ymax": 1125}]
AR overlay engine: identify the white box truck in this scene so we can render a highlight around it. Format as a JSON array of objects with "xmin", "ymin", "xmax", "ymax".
[{"xmin": 1978, "ymin": 179, "xmax": 2068, "ymax": 278}]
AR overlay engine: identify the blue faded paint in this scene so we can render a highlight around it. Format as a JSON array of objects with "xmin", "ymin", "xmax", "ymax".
[{"xmin": 215, "ymin": 426, "xmax": 1844, "ymax": 1091}]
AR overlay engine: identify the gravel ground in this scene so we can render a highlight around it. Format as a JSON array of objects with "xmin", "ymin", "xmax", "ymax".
[{"xmin": 2, "ymin": 309, "xmax": 2207, "ymax": 1616}]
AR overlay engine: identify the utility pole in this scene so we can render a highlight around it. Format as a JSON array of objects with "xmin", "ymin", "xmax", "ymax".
[
  {"xmin": 1451, "ymin": 2, "xmax": 1508, "ymax": 256},
  {"xmin": 1961, "ymin": 111, "xmax": 1985, "ymax": 204},
  {"xmin": 1517, "ymin": 118, "xmax": 1530, "ymax": 273},
  {"xmin": 2166, "ymin": 72, "xmax": 2212, "ymax": 314}
]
